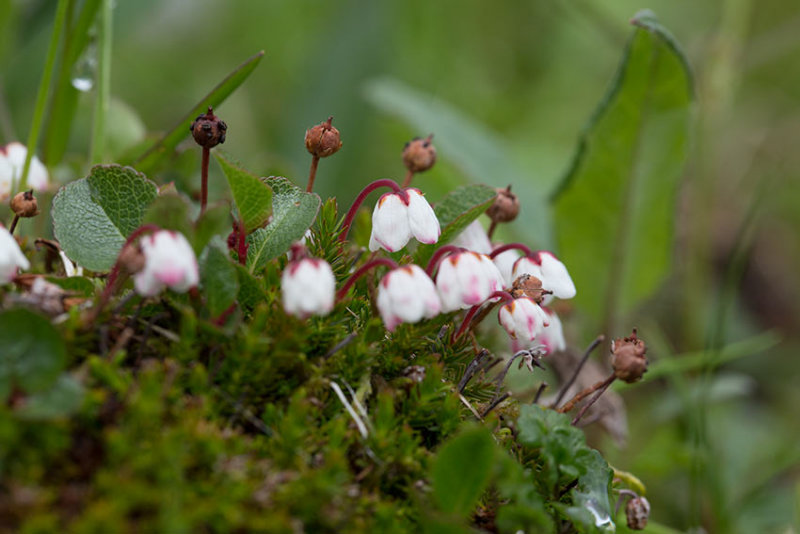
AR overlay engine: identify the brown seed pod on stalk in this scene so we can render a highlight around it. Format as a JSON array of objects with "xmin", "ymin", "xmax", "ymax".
[{"xmin": 611, "ymin": 328, "xmax": 648, "ymax": 383}]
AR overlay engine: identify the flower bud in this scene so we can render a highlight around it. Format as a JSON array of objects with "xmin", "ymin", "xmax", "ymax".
[
  {"xmin": 281, "ymin": 257, "xmax": 336, "ymax": 318},
  {"xmin": 133, "ymin": 231, "xmax": 199, "ymax": 297},
  {"xmin": 304, "ymin": 117, "xmax": 342, "ymax": 158},
  {"xmin": 611, "ymin": 328, "xmax": 648, "ymax": 383},
  {"xmin": 377, "ymin": 265, "xmax": 441, "ymax": 331},
  {"xmin": 190, "ymin": 107, "xmax": 227, "ymax": 149},
  {"xmin": 625, "ymin": 496, "xmax": 651, "ymax": 530},
  {"xmin": 402, "ymin": 134, "xmax": 436, "ymax": 173},
  {"xmin": 486, "ymin": 185, "xmax": 519, "ymax": 223},
  {"xmin": 10, "ymin": 190, "xmax": 39, "ymax": 218},
  {"xmin": 118, "ymin": 243, "xmax": 145, "ymax": 275}
]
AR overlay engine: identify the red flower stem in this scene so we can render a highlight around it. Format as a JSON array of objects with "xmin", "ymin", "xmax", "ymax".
[
  {"xmin": 306, "ymin": 155, "xmax": 320, "ymax": 193},
  {"xmin": 92, "ymin": 223, "xmax": 160, "ymax": 322},
  {"xmin": 336, "ymin": 257, "xmax": 399, "ymax": 300},
  {"xmin": 401, "ymin": 169, "xmax": 414, "ymax": 188},
  {"xmin": 8, "ymin": 215, "xmax": 20, "ymax": 235},
  {"xmin": 424, "ymin": 245, "xmax": 464, "ymax": 277},
  {"xmin": 451, "ymin": 291, "xmax": 515, "ymax": 342},
  {"xmin": 237, "ymin": 220, "xmax": 247, "ymax": 265},
  {"xmin": 338, "ymin": 179, "xmax": 406, "ymax": 243},
  {"xmin": 487, "ymin": 220, "xmax": 498, "ymax": 240},
  {"xmin": 488, "ymin": 242, "xmax": 533, "ymax": 259},
  {"xmin": 200, "ymin": 146, "xmax": 209, "ymax": 214}
]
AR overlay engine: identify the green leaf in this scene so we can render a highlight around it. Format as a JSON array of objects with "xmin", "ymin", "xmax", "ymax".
[
  {"xmin": 415, "ymin": 184, "xmax": 497, "ymax": 264},
  {"xmin": 563, "ymin": 450, "xmax": 615, "ymax": 533},
  {"xmin": 364, "ymin": 78, "xmax": 551, "ymax": 246},
  {"xmin": 131, "ymin": 50, "xmax": 264, "ymax": 174},
  {"xmin": 430, "ymin": 426, "xmax": 495, "ymax": 518},
  {"xmin": 52, "ymin": 164, "xmax": 159, "ymax": 271},
  {"xmin": 235, "ymin": 263, "xmax": 266, "ymax": 311},
  {"xmin": 214, "ymin": 152, "xmax": 273, "ymax": 234},
  {"xmin": 552, "ymin": 11, "xmax": 693, "ymax": 326},
  {"xmin": 15, "ymin": 374, "xmax": 84, "ymax": 420},
  {"xmin": 246, "ymin": 177, "xmax": 321, "ymax": 273},
  {"xmin": 193, "ymin": 203, "xmax": 232, "ymax": 256},
  {"xmin": 0, "ymin": 309, "xmax": 67, "ymax": 401},
  {"xmin": 142, "ymin": 192, "xmax": 193, "ymax": 237},
  {"xmin": 201, "ymin": 244, "xmax": 240, "ymax": 318}
]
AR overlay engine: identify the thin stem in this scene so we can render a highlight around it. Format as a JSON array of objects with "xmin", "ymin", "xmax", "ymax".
[
  {"xmin": 487, "ymin": 220, "xmax": 498, "ymax": 240},
  {"xmin": 338, "ymin": 179, "xmax": 406, "ymax": 243},
  {"xmin": 8, "ymin": 215, "xmax": 20, "ymax": 235},
  {"xmin": 615, "ymin": 489, "xmax": 640, "ymax": 516},
  {"xmin": 89, "ymin": 0, "xmax": 112, "ymax": 164},
  {"xmin": 557, "ymin": 373, "xmax": 615, "ymax": 414},
  {"xmin": 424, "ymin": 244, "xmax": 464, "ymax": 277},
  {"xmin": 489, "ymin": 242, "xmax": 533, "ymax": 259},
  {"xmin": 200, "ymin": 147, "xmax": 209, "ymax": 214},
  {"xmin": 533, "ymin": 382, "xmax": 548, "ymax": 404},
  {"xmin": 401, "ymin": 168, "xmax": 414, "ymax": 188},
  {"xmin": 236, "ymin": 220, "xmax": 247, "ymax": 265},
  {"xmin": 551, "ymin": 335, "xmax": 605, "ymax": 409},
  {"xmin": 481, "ymin": 391, "xmax": 511, "ymax": 417},
  {"xmin": 18, "ymin": 0, "xmax": 69, "ymax": 191},
  {"xmin": 306, "ymin": 155, "xmax": 320, "ymax": 193},
  {"xmin": 336, "ymin": 257, "xmax": 399, "ymax": 300},
  {"xmin": 571, "ymin": 375, "xmax": 616, "ymax": 426},
  {"xmin": 451, "ymin": 304, "xmax": 482, "ymax": 342},
  {"xmin": 457, "ymin": 348, "xmax": 489, "ymax": 393}
]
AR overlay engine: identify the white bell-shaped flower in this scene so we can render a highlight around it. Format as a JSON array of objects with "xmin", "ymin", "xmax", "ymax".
[
  {"xmin": 133, "ymin": 231, "xmax": 199, "ymax": 297},
  {"xmin": 0, "ymin": 224, "xmax": 29, "ymax": 284},
  {"xmin": 369, "ymin": 188, "xmax": 440, "ymax": 252},
  {"xmin": 435, "ymin": 251, "xmax": 504, "ymax": 312},
  {"xmin": 0, "ymin": 142, "xmax": 49, "ymax": 201},
  {"xmin": 453, "ymin": 220, "xmax": 492, "ymax": 254},
  {"xmin": 511, "ymin": 251, "xmax": 575, "ymax": 300},
  {"xmin": 376, "ymin": 264, "xmax": 441, "ymax": 331},
  {"xmin": 498, "ymin": 297, "xmax": 550, "ymax": 342},
  {"xmin": 493, "ymin": 247, "xmax": 521, "ymax": 288},
  {"xmin": 282, "ymin": 257, "xmax": 336, "ymax": 318}
]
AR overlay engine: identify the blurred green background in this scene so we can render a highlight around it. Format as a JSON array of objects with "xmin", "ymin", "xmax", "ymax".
[{"xmin": 1, "ymin": 0, "xmax": 799, "ymax": 532}]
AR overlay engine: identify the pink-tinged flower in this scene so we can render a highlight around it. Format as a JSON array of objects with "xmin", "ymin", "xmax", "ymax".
[
  {"xmin": 536, "ymin": 307, "xmax": 566, "ymax": 354},
  {"xmin": 282, "ymin": 257, "xmax": 335, "ymax": 318},
  {"xmin": 133, "ymin": 231, "xmax": 199, "ymax": 297},
  {"xmin": 498, "ymin": 297, "xmax": 550, "ymax": 342},
  {"xmin": 493, "ymin": 246, "xmax": 521, "ymax": 287},
  {"xmin": 511, "ymin": 251, "xmax": 576, "ymax": 300},
  {"xmin": 376, "ymin": 264, "xmax": 441, "ymax": 331},
  {"xmin": 453, "ymin": 220, "xmax": 492, "ymax": 254},
  {"xmin": 435, "ymin": 251, "xmax": 505, "ymax": 312},
  {"xmin": 0, "ymin": 142, "xmax": 49, "ymax": 201},
  {"xmin": 369, "ymin": 188, "xmax": 440, "ymax": 252},
  {"xmin": 0, "ymin": 224, "xmax": 29, "ymax": 284}
]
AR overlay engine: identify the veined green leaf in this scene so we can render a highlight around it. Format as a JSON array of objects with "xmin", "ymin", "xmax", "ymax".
[
  {"xmin": 553, "ymin": 10, "xmax": 693, "ymax": 327},
  {"xmin": 214, "ymin": 151, "xmax": 273, "ymax": 234}
]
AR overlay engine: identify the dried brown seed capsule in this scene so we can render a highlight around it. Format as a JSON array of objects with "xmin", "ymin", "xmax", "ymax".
[
  {"xmin": 118, "ymin": 244, "xmax": 145, "ymax": 275},
  {"xmin": 611, "ymin": 328, "xmax": 648, "ymax": 383},
  {"xmin": 304, "ymin": 117, "xmax": 342, "ymax": 158},
  {"xmin": 486, "ymin": 185, "xmax": 519, "ymax": 223},
  {"xmin": 10, "ymin": 190, "xmax": 39, "ymax": 218},
  {"xmin": 625, "ymin": 496, "xmax": 651, "ymax": 530},
  {"xmin": 190, "ymin": 106, "xmax": 227, "ymax": 149},
  {"xmin": 510, "ymin": 274, "xmax": 550, "ymax": 304},
  {"xmin": 402, "ymin": 134, "xmax": 436, "ymax": 173}
]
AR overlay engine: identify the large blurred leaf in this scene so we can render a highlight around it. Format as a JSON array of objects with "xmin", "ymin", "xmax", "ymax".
[
  {"xmin": 130, "ymin": 50, "xmax": 264, "ymax": 174},
  {"xmin": 430, "ymin": 426, "xmax": 495, "ymax": 519},
  {"xmin": 200, "ymin": 243, "xmax": 239, "ymax": 318},
  {"xmin": 214, "ymin": 151, "xmax": 273, "ymax": 233},
  {"xmin": 552, "ymin": 11, "xmax": 693, "ymax": 325},
  {"xmin": 246, "ymin": 177, "xmax": 321, "ymax": 273},
  {"xmin": 415, "ymin": 184, "xmax": 497, "ymax": 265},
  {"xmin": 0, "ymin": 309, "xmax": 67, "ymax": 401},
  {"xmin": 15, "ymin": 373, "xmax": 84, "ymax": 420},
  {"xmin": 364, "ymin": 79, "xmax": 552, "ymax": 245},
  {"xmin": 52, "ymin": 164, "xmax": 159, "ymax": 271}
]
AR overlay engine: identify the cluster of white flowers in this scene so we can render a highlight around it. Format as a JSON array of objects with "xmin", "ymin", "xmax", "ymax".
[
  {"xmin": 0, "ymin": 143, "xmax": 49, "ymax": 201},
  {"xmin": 0, "ymin": 224, "xmax": 29, "ymax": 284}
]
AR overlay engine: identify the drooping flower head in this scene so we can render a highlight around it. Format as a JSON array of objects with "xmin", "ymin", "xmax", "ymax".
[
  {"xmin": 133, "ymin": 230, "xmax": 199, "ymax": 297},
  {"xmin": 369, "ymin": 188, "xmax": 440, "ymax": 252},
  {"xmin": 0, "ymin": 224, "xmax": 29, "ymax": 284},
  {"xmin": 282, "ymin": 256, "xmax": 336, "ymax": 318},
  {"xmin": 511, "ymin": 251, "xmax": 576, "ymax": 301},
  {"xmin": 0, "ymin": 143, "xmax": 49, "ymax": 201},
  {"xmin": 435, "ymin": 250, "xmax": 505, "ymax": 312},
  {"xmin": 498, "ymin": 297, "xmax": 550, "ymax": 342},
  {"xmin": 377, "ymin": 264, "xmax": 441, "ymax": 331}
]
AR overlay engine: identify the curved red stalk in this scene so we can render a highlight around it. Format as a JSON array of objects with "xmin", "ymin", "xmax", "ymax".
[
  {"xmin": 336, "ymin": 257, "xmax": 400, "ymax": 300},
  {"xmin": 338, "ymin": 179, "xmax": 407, "ymax": 243}
]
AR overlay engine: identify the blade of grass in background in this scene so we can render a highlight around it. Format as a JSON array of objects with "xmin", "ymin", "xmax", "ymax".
[
  {"xmin": 88, "ymin": 0, "xmax": 111, "ymax": 164},
  {"xmin": 43, "ymin": 0, "xmax": 102, "ymax": 165},
  {"xmin": 364, "ymin": 78, "xmax": 553, "ymax": 248},
  {"xmin": 131, "ymin": 50, "xmax": 264, "ymax": 175},
  {"xmin": 552, "ymin": 10, "xmax": 693, "ymax": 336},
  {"xmin": 17, "ymin": 0, "xmax": 70, "ymax": 191}
]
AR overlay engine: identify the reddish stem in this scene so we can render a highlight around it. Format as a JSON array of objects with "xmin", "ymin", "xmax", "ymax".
[
  {"xmin": 306, "ymin": 155, "xmax": 320, "ymax": 193},
  {"xmin": 338, "ymin": 179, "xmax": 407, "ymax": 243},
  {"xmin": 237, "ymin": 220, "xmax": 247, "ymax": 265},
  {"xmin": 336, "ymin": 257, "xmax": 399, "ymax": 300},
  {"xmin": 424, "ymin": 245, "xmax": 465, "ymax": 277},
  {"xmin": 200, "ymin": 147, "xmax": 209, "ymax": 214},
  {"xmin": 451, "ymin": 291, "xmax": 515, "ymax": 342},
  {"xmin": 489, "ymin": 242, "xmax": 533, "ymax": 259},
  {"xmin": 401, "ymin": 168, "xmax": 414, "ymax": 188},
  {"xmin": 8, "ymin": 215, "xmax": 20, "ymax": 235}
]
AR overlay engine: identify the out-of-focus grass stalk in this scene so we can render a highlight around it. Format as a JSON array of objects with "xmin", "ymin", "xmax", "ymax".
[
  {"xmin": 17, "ymin": 0, "xmax": 70, "ymax": 191},
  {"xmin": 89, "ymin": 0, "xmax": 112, "ymax": 164}
]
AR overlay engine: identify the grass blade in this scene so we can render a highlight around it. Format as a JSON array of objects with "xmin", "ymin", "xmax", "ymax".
[
  {"xmin": 131, "ymin": 50, "xmax": 265, "ymax": 175},
  {"xmin": 89, "ymin": 0, "xmax": 112, "ymax": 164}
]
